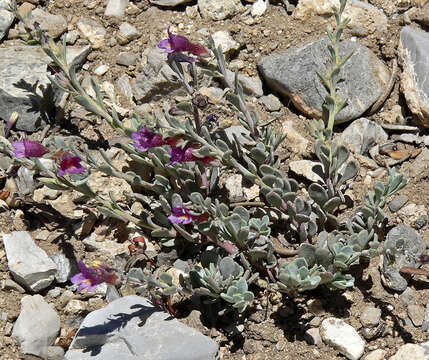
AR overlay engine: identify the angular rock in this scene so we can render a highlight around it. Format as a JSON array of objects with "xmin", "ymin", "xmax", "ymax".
[
  {"xmin": 64, "ymin": 295, "xmax": 219, "ymax": 360},
  {"xmin": 408, "ymin": 304, "xmax": 425, "ymax": 327},
  {"xmin": 50, "ymin": 253, "xmax": 73, "ymax": 283},
  {"xmin": 381, "ymin": 225, "xmax": 426, "ymax": 292},
  {"xmin": 46, "ymin": 346, "xmax": 65, "ymax": 360},
  {"xmin": 258, "ymin": 39, "xmax": 390, "ymax": 123},
  {"xmin": 422, "ymin": 303, "xmax": 429, "ymax": 331},
  {"xmin": 150, "ymin": 0, "xmax": 193, "ymax": 6},
  {"xmin": 30, "ymin": 8, "xmax": 67, "ymax": 39},
  {"xmin": 339, "ymin": 118, "xmax": 388, "ymax": 155},
  {"xmin": 224, "ymin": 174, "xmax": 244, "ymax": 202},
  {"xmin": 400, "ymin": 287, "xmax": 417, "ymax": 306},
  {"xmin": 304, "ymin": 328, "xmax": 322, "ymax": 346},
  {"xmin": 363, "ymin": 349, "xmax": 387, "ymax": 360},
  {"xmin": 400, "ymin": 148, "xmax": 429, "ymax": 182},
  {"xmin": 320, "ymin": 317, "xmax": 365, "ymax": 360},
  {"xmin": 77, "ymin": 18, "xmax": 106, "ymax": 49},
  {"xmin": 198, "ymin": 0, "xmax": 244, "ymax": 20},
  {"xmin": 116, "ymin": 52, "xmax": 138, "ymax": 66},
  {"xmin": 388, "ymin": 195, "xmax": 409, "ymax": 213},
  {"xmin": 225, "ymin": 69, "xmax": 263, "ymax": 97},
  {"xmin": 117, "ymin": 22, "xmax": 138, "ymax": 45},
  {"xmin": 0, "ymin": 45, "xmax": 53, "ymax": 132},
  {"xmin": 282, "ymin": 120, "xmax": 309, "ymax": 155},
  {"xmin": 252, "ymin": 0, "xmax": 268, "ymax": 17},
  {"xmin": 360, "ymin": 306, "xmax": 381, "ymax": 328},
  {"xmin": 12, "ymin": 295, "xmax": 60, "ymax": 358},
  {"xmin": 0, "ymin": 0, "xmax": 14, "ymax": 42},
  {"xmin": 132, "ymin": 47, "xmax": 183, "ymax": 103},
  {"xmin": 289, "ymin": 160, "xmax": 323, "ymax": 183},
  {"xmin": 389, "ymin": 344, "xmax": 426, "ymax": 360},
  {"xmin": 3, "ymin": 231, "xmax": 57, "ymax": 292},
  {"xmin": 104, "ymin": 0, "xmax": 129, "ymax": 17},
  {"xmin": 260, "ymin": 94, "xmax": 282, "ymax": 111},
  {"xmin": 66, "ymin": 45, "xmax": 92, "ymax": 69},
  {"xmin": 117, "ymin": 74, "xmax": 133, "ymax": 102},
  {"xmin": 212, "ymin": 30, "xmax": 240, "ymax": 56},
  {"xmin": 399, "ymin": 26, "xmax": 429, "ymax": 128}
]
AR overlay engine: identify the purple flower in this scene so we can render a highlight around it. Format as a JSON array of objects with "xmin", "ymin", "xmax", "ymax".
[
  {"xmin": 167, "ymin": 52, "xmax": 196, "ymax": 64},
  {"xmin": 12, "ymin": 138, "xmax": 49, "ymax": 158},
  {"xmin": 168, "ymin": 206, "xmax": 208, "ymax": 225},
  {"xmin": 58, "ymin": 152, "xmax": 85, "ymax": 177},
  {"xmin": 157, "ymin": 27, "xmax": 210, "ymax": 60},
  {"xmin": 131, "ymin": 126, "xmax": 166, "ymax": 152},
  {"xmin": 71, "ymin": 261, "xmax": 118, "ymax": 293},
  {"xmin": 168, "ymin": 145, "xmax": 215, "ymax": 165}
]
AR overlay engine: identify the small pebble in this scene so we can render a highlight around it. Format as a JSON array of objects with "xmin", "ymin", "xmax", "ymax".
[{"xmin": 388, "ymin": 195, "xmax": 409, "ymax": 213}]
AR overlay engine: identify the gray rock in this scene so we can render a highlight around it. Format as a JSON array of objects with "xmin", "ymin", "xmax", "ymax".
[
  {"xmin": 400, "ymin": 287, "xmax": 417, "ymax": 306},
  {"xmin": 289, "ymin": 160, "xmax": 323, "ymax": 183},
  {"xmin": 381, "ymin": 225, "xmax": 426, "ymax": 292},
  {"xmin": 30, "ymin": 8, "xmax": 67, "ymax": 39},
  {"xmin": 2, "ymin": 279, "xmax": 25, "ymax": 293},
  {"xmin": 65, "ymin": 45, "xmax": 92, "ymax": 69},
  {"xmin": 422, "ymin": 303, "xmax": 429, "ymax": 331},
  {"xmin": 0, "ymin": 45, "xmax": 53, "ymax": 132},
  {"xmin": 360, "ymin": 306, "xmax": 381, "ymax": 328},
  {"xmin": 50, "ymin": 254, "xmax": 73, "ymax": 283},
  {"xmin": 389, "ymin": 344, "xmax": 426, "ymax": 360},
  {"xmin": 258, "ymin": 39, "xmax": 390, "ymax": 123},
  {"xmin": 339, "ymin": 118, "xmax": 388, "ymax": 155},
  {"xmin": 399, "ymin": 26, "xmax": 429, "ymax": 128},
  {"xmin": 198, "ymin": 0, "xmax": 244, "ymax": 20},
  {"xmin": 408, "ymin": 304, "xmax": 425, "ymax": 327},
  {"xmin": 132, "ymin": 48, "xmax": 183, "ymax": 103},
  {"xmin": 150, "ymin": 0, "xmax": 193, "ymax": 6},
  {"xmin": 104, "ymin": 0, "xmax": 129, "ymax": 17},
  {"xmin": 46, "ymin": 346, "xmax": 65, "ymax": 360},
  {"xmin": 64, "ymin": 29, "xmax": 79, "ymax": 45},
  {"xmin": 116, "ymin": 52, "xmax": 138, "ymax": 66},
  {"xmin": 12, "ymin": 295, "xmax": 60, "ymax": 358},
  {"xmin": 363, "ymin": 349, "xmax": 387, "ymax": 360},
  {"xmin": 117, "ymin": 22, "xmax": 138, "ymax": 45},
  {"xmin": 117, "ymin": 74, "xmax": 133, "ymax": 102},
  {"xmin": 224, "ymin": 174, "xmax": 244, "ymax": 202},
  {"xmin": 212, "ymin": 30, "xmax": 240, "ymax": 56},
  {"xmin": 64, "ymin": 295, "xmax": 219, "ymax": 360},
  {"xmin": 0, "ymin": 0, "xmax": 14, "ymax": 42},
  {"xmin": 304, "ymin": 328, "xmax": 322, "ymax": 346},
  {"xmin": 389, "ymin": 195, "xmax": 409, "ymax": 213},
  {"xmin": 260, "ymin": 94, "xmax": 282, "ymax": 111},
  {"xmin": 320, "ymin": 317, "xmax": 365, "ymax": 360},
  {"xmin": 400, "ymin": 148, "xmax": 429, "ymax": 183},
  {"xmin": 3, "ymin": 231, "xmax": 57, "ymax": 292},
  {"xmin": 225, "ymin": 69, "xmax": 263, "ymax": 97}
]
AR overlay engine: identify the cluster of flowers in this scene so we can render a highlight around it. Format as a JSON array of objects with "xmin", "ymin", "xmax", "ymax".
[
  {"xmin": 70, "ymin": 260, "xmax": 118, "ymax": 292},
  {"xmin": 12, "ymin": 138, "xmax": 85, "ymax": 177}
]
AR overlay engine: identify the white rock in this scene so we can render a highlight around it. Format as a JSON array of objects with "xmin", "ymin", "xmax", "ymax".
[
  {"xmin": 94, "ymin": 64, "xmax": 109, "ymax": 76},
  {"xmin": 117, "ymin": 22, "xmax": 138, "ymax": 45},
  {"xmin": 289, "ymin": 160, "xmax": 323, "ymax": 183},
  {"xmin": 77, "ymin": 18, "xmax": 106, "ymax": 49},
  {"xmin": 212, "ymin": 30, "xmax": 240, "ymax": 55},
  {"xmin": 224, "ymin": 174, "xmax": 243, "ymax": 202},
  {"xmin": 0, "ymin": 1, "xmax": 14, "ymax": 42},
  {"xmin": 12, "ymin": 295, "xmax": 60, "ymax": 358},
  {"xmin": 320, "ymin": 317, "xmax": 365, "ymax": 360},
  {"xmin": 65, "ymin": 300, "xmax": 87, "ymax": 315},
  {"xmin": 282, "ymin": 120, "xmax": 309, "ymax": 155},
  {"xmin": 363, "ymin": 349, "xmax": 387, "ymax": 360},
  {"xmin": 389, "ymin": 344, "xmax": 426, "ymax": 360},
  {"xmin": 251, "ymin": 0, "xmax": 268, "ymax": 16},
  {"xmin": 2, "ymin": 231, "xmax": 57, "ymax": 292},
  {"xmin": 198, "ymin": 0, "xmax": 244, "ymax": 20},
  {"xmin": 104, "ymin": 0, "xmax": 129, "ymax": 17}
]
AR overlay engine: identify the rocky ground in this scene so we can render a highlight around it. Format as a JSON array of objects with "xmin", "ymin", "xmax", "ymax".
[{"xmin": 0, "ymin": 0, "xmax": 428, "ymax": 359}]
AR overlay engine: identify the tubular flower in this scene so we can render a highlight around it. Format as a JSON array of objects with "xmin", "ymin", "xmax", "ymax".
[
  {"xmin": 12, "ymin": 138, "xmax": 49, "ymax": 158},
  {"xmin": 168, "ymin": 206, "xmax": 208, "ymax": 225},
  {"xmin": 131, "ymin": 126, "xmax": 166, "ymax": 152},
  {"xmin": 168, "ymin": 145, "xmax": 215, "ymax": 165},
  {"xmin": 71, "ymin": 260, "xmax": 118, "ymax": 293},
  {"xmin": 57, "ymin": 152, "xmax": 85, "ymax": 177},
  {"xmin": 157, "ymin": 27, "xmax": 210, "ymax": 60}
]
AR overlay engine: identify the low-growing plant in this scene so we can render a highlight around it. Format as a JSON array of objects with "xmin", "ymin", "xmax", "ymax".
[{"xmin": 4, "ymin": 0, "xmax": 407, "ymax": 322}]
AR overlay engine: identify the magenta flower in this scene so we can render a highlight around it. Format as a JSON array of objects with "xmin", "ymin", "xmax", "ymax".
[
  {"xmin": 71, "ymin": 260, "xmax": 118, "ymax": 293},
  {"xmin": 12, "ymin": 138, "xmax": 49, "ymax": 158},
  {"xmin": 58, "ymin": 152, "xmax": 85, "ymax": 177},
  {"xmin": 158, "ymin": 27, "xmax": 210, "ymax": 60},
  {"xmin": 132, "ymin": 126, "xmax": 166, "ymax": 152},
  {"xmin": 168, "ymin": 206, "xmax": 208, "ymax": 225},
  {"xmin": 168, "ymin": 145, "xmax": 215, "ymax": 165}
]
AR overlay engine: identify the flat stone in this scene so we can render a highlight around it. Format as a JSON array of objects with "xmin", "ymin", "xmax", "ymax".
[
  {"xmin": 212, "ymin": 30, "xmax": 240, "ymax": 56},
  {"xmin": 150, "ymin": 0, "xmax": 193, "ymax": 6},
  {"xmin": 104, "ymin": 0, "xmax": 129, "ymax": 17},
  {"xmin": 3, "ymin": 231, "xmax": 57, "ymax": 292},
  {"xmin": 225, "ymin": 69, "xmax": 264, "ymax": 97},
  {"xmin": 65, "ymin": 45, "xmax": 92, "ymax": 69},
  {"xmin": 360, "ymin": 306, "xmax": 382, "ymax": 328},
  {"xmin": 0, "ymin": 45, "xmax": 52, "ymax": 132},
  {"xmin": 116, "ymin": 52, "xmax": 138, "ymax": 66},
  {"xmin": 77, "ymin": 18, "xmax": 106, "ymax": 49},
  {"xmin": 320, "ymin": 317, "xmax": 365, "ymax": 360},
  {"xmin": 389, "ymin": 344, "xmax": 426, "ymax": 360},
  {"xmin": 399, "ymin": 26, "xmax": 429, "ymax": 128},
  {"xmin": 400, "ymin": 287, "xmax": 417, "ymax": 306},
  {"xmin": 117, "ymin": 74, "xmax": 133, "ymax": 102},
  {"xmin": 400, "ymin": 148, "xmax": 429, "ymax": 183},
  {"xmin": 82, "ymin": 233, "xmax": 130, "ymax": 257},
  {"xmin": 224, "ymin": 174, "xmax": 244, "ymax": 202},
  {"xmin": 304, "ymin": 328, "xmax": 322, "ymax": 346},
  {"xmin": 258, "ymin": 39, "xmax": 390, "ymax": 124},
  {"xmin": 408, "ymin": 304, "xmax": 425, "ymax": 327},
  {"xmin": 281, "ymin": 120, "xmax": 309, "ymax": 155},
  {"xmin": 260, "ymin": 94, "xmax": 282, "ymax": 111},
  {"xmin": 50, "ymin": 254, "xmax": 73, "ymax": 283},
  {"xmin": 198, "ymin": 0, "xmax": 244, "ymax": 20},
  {"xmin": 65, "ymin": 299, "xmax": 87, "ymax": 315},
  {"xmin": 339, "ymin": 118, "xmax": 388, "ymax": 155},
  {"xmin": 94, "ymin": 64, "xmax": 109, "ymax": 76},
  {"xmin": 2, "ymin": 279, "xmax": 25, "ymax": 293},
  {"xmin": 289, "ymin": 160, "xmax": 323, "ymax": 183},
  {"xmin": 64, "ymin": 295, "xmax": 219, "ymax": 360},
  {"xmin": 388, "ymin": 195, "xmax": 409, "ymax": 213},
  {"xmin": 12, "ymin": 295, "xmax": 60, "ymax": 358},
  {"xmin": 0, "ymin": 0, "xmax": 14, "ymax": 42},
  {"xmin": 30, "ymin": 8, "xmax": 67, "ymax": 39},
  {"xmin": 363, "ymin": 349, "xmax": 387, "ymax": 360},
  {"xmin": 46, "ymin": 346, "xmax": 65, "ymax": 360},
  {"xmin": 117, "ymin": 22, "xmax": 138, "ymax": 45}
]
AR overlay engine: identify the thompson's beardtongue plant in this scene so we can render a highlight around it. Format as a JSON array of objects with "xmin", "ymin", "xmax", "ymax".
[
  {"xmin": 168, "ymin": 206, "xmax": 207, "ymax": 225},
  {"xmin": 12, "ymin": 138, "xmax": 49, "ymax": 159},
  {"xmin": 168, "ymin": 145, "xmax": 215, "ymax": 165},
  {"xmin": 57, "ymin": 152, "xmax": 85, "ymax": 177},
  {"xmin": 71, "ymin": 261, "xmax": 118, "ymax": 292}
]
